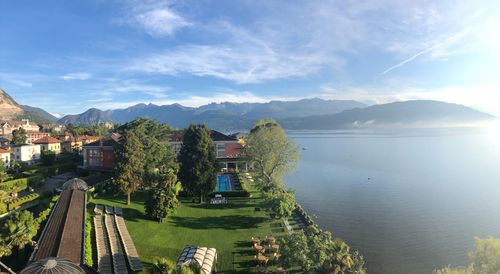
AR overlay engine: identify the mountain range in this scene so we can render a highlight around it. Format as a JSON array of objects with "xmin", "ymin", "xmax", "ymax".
[{"xmin": 0, "ymin": 88, "xmax": 495, "ymax": 130}]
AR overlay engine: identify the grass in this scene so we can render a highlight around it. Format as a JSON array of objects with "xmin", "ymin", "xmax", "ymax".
[{"xmin": 91, "ymin": 186, "xmax": 287, "ymax": 273}]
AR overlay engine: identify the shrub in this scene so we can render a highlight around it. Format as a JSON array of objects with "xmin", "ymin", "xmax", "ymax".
[
  {"xmin": 0, "ymin": 201, "xmax": 7, "ymax": 214},
  {"xmin": 84, "ymin": 214, "xmax": 93, "ymax": 267},
  {"xmin": 41, "ymin": 150, "xmax": 56, "ymax": 166},
  {"xmin": 6, "ymin": 193, "xmax": 41, "ymax": 210}
]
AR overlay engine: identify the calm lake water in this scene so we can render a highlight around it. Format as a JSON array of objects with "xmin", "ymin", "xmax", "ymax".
[{"xmin": 285, "ymin": 128, "xmax": 500, "ymax": 274}]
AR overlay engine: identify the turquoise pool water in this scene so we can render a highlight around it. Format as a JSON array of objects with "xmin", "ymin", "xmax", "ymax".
[{"xmin": 215, "ymin": 174, "xmax": 232, "ymax": 191}]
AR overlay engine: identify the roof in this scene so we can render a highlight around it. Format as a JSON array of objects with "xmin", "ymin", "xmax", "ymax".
[
  {"xmin": 33, "ymin": 136, "xmax": 61, "ymax": 144},
  {"xmin": 177, "ymin": 246, "xmax": 217, "ymax": 274},
  {"xmin": 61, "ymin": 178, "xmax": 89, "ymax": 191},
  {"xmin": 0, "ymin": 148, "xmax": 9, "ymax": 154},
  {"xmin": 84, "ymin": 133, "xmax": 119, "ymax": 147},
  {"xmin": 21, "ymin": 257, "xmax": 85, "ymax": 274},
  {"xmin": 169, "ymin": 130, "xmax": 237, "ymax": 142}
]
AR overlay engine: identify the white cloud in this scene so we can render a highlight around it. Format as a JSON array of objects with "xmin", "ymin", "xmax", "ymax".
[
  {"xmin": 60, "ymin": 72, "xmax": 91, "ymax": 80},
  {"xmin": 135, "ymin": 8, "xmax": 191, "ymax": 37},
  {"xmin": 119, "ymin": 0, "xmax": 191, "ymax": 37},
  {"xmin": 380, "ymin": 32, "xmax": 466, "ymax": 75}
]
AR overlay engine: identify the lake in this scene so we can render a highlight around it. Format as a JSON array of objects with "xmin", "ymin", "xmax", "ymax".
[{"xmin": 285, "ymin": 128, "xmax": 500, "ymax": 274}]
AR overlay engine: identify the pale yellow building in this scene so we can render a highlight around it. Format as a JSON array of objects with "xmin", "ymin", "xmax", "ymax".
[{"xmin": 33, "ymin": 136, "xmax": 61, "ymax": 154}]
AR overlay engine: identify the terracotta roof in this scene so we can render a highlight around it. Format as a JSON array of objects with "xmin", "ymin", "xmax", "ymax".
[
  {"xmin": 0, "ymin": 148, "xmax": 10, "ymax": 154},
  {"xmin": 33, "ymin": 136, "xmax": 61, "ymax": 144},
  {"xmin": 84, "ymin": 133, "xmax": 119, "ymax": 147}
]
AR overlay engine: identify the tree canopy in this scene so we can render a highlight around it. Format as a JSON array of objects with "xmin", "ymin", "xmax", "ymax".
[
  {"xmin": 11, "ymin": 128, "xmax": 27, "ymax": 145},
  {"xmin": 177, "ymin": 124, "xmax": 217, "ymax": 203},
  {"xmin": 278, "ymin": 230, "xmax": 366, "ymax": 273},
  {"xmin": 244, "ymin": 119, "xmax": 299, "ymax": 191},
  {"xmin": 0, "ymin": 210, "xmax": 37, "ymax": 258},
  {"xmin": 437, "ymin": 237, "xmax": 500, "ymax": 274},
  {"xmin": 114, "ymin": 129, "xmax": 145, "ymax": 205}
]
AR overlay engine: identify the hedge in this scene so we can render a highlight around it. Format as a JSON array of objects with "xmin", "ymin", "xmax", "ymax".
[
  {"xmin": 29, "ymin": 162, "xmax": 77, "ymax": 178},
  {"xmin": 0, "ymin": 175, "xmax": 44, "ymax": 194},
  {"xmin": 6, "ymin": 193, "xmax": 40, "ymax": 210},
  {"xmin": 35, "ymin": 195, "xmax": 58, "ymax": 224},
  {"xmin": 84, "ymin": 213, "xmax": 93, "ymax": 267}
]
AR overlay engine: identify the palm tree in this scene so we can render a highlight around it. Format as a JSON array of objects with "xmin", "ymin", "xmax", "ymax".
[{"xmin": 2, "ymin": 211, "xmax": 37, "ymax": 251}]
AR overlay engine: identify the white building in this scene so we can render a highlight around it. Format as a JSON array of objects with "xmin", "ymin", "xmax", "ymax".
[
  {"xmin": 0, "ymin": 148, "xmax": 10, "ymax": 167},
  {"xmin": 11, "ymin": 144, "xmax": 41, "ymax": 165}
]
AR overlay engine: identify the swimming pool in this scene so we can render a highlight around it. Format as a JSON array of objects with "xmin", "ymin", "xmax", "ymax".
[{"xmin": 215, "ymin": 174, "xmax": 232, "ymax": 191}]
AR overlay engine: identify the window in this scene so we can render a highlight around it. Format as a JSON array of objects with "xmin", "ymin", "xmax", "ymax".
[{"xmin": 216, "ymin": 143, "xmax": 226, "ymax": 158}]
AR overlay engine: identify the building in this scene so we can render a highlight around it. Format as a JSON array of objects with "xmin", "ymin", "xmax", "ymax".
[
  {"xmin": 0, "ymin": 119, "xmax": 39, "ymax": 136},
  {"xmin": 82, "ymin": 134, "xmax": 119, "ymax": 171},
  {"xmin": 60, "ymin": 134, "xmax": 101, "ymax": 153},
  {"xmin": 169, "ymin": 130, "xmax": 249, "ymax": 171},
  {"xmin": 33, "ymin": 136, "xmax": 61, "ymax": 154},
  {"xmin": 29, "ymin": 178, "xmax": 89, "ymax": 266},
  {"xmin": 11, "ymin": 144, "xmax": 41, "ymax": 165},
  {"xmin": 0, "ymin": 148, "xmax": 10, "ymax": 167},
  {"xmin": 25, "ymin": 131, "xmax": 50, "ymax": 144}
]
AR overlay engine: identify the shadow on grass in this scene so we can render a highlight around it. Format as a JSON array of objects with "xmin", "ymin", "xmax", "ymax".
[
  {"xmin": 190, "ymin": 202, "xmax": 255, "ymax": 210},
  {"xmin": 170, "ymin": 215, "xmax": 267, "ymax": 230}
]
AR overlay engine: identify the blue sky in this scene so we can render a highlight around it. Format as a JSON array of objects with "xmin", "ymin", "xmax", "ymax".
[{"xmin": 1, "ymin": 0, "xmax": 499, "ymax": 116}]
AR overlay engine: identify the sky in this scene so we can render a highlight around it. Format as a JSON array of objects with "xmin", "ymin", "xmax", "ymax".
[{"xmin": 0, "ymin": 0, "xmax": 499, "ymax": 116}]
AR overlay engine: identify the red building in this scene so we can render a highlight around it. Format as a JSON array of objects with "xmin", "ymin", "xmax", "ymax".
[{"xmin": 82, "ymin": 134, "xmax": 119, "ymax": 171}]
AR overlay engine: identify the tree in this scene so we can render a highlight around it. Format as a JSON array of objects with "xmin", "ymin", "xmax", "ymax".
[
  {"xmin": 116, "ymin": 118, "xmax": 175, "ymax": 188},
  {"xmin": 146, "ymin": 172, "xmax": 181, "ymax": 222},
  {"xmin": 265, "ymin": 189, "xmax": 296, "ymax": 219},
  {"xmin": 436, "ymin": 237, "xmax": 500, "ymax": 274},
  {"xmin": 114, "ymin": 129, "xmax": 145, "ymax": 205},
  {"xmin": 244, "ymin": 119, "xmax": 299, "ymax": 191},
  {"xmin": 279, "ymin": 231, "xmax": 313, "ymax": 271},
  {"xmin": 40, "ymin": 150, "xmax": 56, "ymax": 166},
  {"xmin": 0, "ymin": 160, "xmax": 10, "ymax": 183},
  {"xmin": 177, "ymin": 124, "xmax": 217, "ymax": 203},
  {"xmin": 11, "ymin": 128, "xmax": 27, "ymax": 145},
  {"xmin": 0, "ymin": 210, "xmax": 37, "ymax": 258}
]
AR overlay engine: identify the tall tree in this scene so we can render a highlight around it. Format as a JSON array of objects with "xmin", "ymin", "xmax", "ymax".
[
  {"xmin": 116, "ymin": 118, "xmax": 174, "ymax": 188},
  {"xmin": 177, "ymin": 124, "xmax": 217, "ymax": 203},
  {"xmin": 145, "ymin": 171, "xmax": 181, "ymax": 222},
  {"xmin": 244, "ymin": 119, "xmax": 299, "ymax": 191},
  {"xmin": 114, "ymin": 129, "xmax": 145, "ymax": 205},
  {"xmin": 11, "ymin": 128, "xmax": 27, "ymax": 145}
]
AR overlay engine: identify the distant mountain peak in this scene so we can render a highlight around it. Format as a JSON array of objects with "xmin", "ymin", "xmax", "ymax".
[{"xmin": 0, "ymin": 88, "xmax": 24, "ymax": 119}]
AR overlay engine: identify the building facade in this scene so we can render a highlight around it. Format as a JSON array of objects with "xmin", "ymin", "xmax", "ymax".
[
  {"xmin": 11, "ymin": 144, "xmax": 41, "ymax": 165},
  {"xmin": 26, "ymin": 131, "xmax": 50, "ymax": 144},
  {"xmin": 33, "ymin": 136, "xmax": 62, "ymax": 154},
  {"xmin": 82, "ymin": 135, "xmax": 118, "ymax": 171},
  {"xmin": 169, "ymin": 130, "xmax": 249, "ymax": 171},
  {"xmin": 0, "ymin": 148, "xmax": 11, "ymax": 167}
]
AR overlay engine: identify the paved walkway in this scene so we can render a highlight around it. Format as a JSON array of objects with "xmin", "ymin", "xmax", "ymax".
[{"xmin": 241, "ymin": 176, "xmax": 252, "ymax": 190}]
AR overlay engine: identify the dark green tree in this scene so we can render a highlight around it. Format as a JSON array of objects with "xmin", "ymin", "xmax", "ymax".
[
  {"xmin": 145, "ymin": 171, "xmax": 181, "ymax": 222},
  {"xmin": 114, "ymin": 129, "xmax": 145, "ymax": 205},
  {"xmin": 177, "ymin": 124, "xmax": 217, "ymax": 203},
  {"xmin": 265, "ymin": 189, "xmax": 296, "ymax": 219},
  {"xmin": 0, "ymin": 210, "xmax": 37, "ymax": 258},
  {"xmin": 40, "ymin": 150, "xmax": 56, "ymax": 166},
  {"xmin": 11, "ymin": 128, "xmax": 27, "ymax": 145},
  {"xmin": 116, "ymin": 118, "xmax": 174, "ymax": 188}
]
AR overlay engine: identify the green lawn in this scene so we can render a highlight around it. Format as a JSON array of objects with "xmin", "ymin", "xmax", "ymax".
[{"xmin": 91, "ymin": 188, "xmax": 286, "ymax": 273}]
